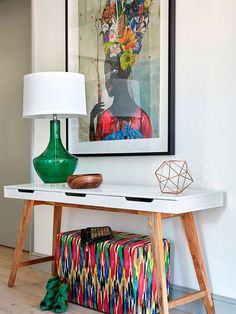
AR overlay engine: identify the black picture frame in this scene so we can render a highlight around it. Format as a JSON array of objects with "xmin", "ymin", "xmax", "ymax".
[{"xmin": 66, "ymin": 0, "xmax": 175, "ymax": 157}]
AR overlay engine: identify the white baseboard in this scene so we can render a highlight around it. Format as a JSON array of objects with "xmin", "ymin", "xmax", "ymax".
[
  {"xmin": 171, "ymin": 285, "xmax": 236, "ymax": 314},
  {"xmin": 31, "ymin": 251, "xmax": 51, "ymax": 273}
]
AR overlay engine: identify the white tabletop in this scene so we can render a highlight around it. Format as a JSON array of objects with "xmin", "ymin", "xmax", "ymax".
[{"xmin": 4, "ymin": 183, "xmax": 224, "ymax": 214}]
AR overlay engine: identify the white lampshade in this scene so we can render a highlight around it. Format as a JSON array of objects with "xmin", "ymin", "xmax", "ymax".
[{"xmin": 23, "ymin": 72, "xmax": 87, "ymax": 119}]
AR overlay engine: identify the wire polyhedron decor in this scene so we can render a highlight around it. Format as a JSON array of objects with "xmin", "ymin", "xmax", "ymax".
[{"xmin": 155, "ymin": 160, "xmax": 193, "ymax": 194}]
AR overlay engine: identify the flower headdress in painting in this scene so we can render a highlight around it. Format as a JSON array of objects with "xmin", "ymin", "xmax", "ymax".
[{"xmin": 101, "ymin": 0, "xmax": 153, "ymax": 71}]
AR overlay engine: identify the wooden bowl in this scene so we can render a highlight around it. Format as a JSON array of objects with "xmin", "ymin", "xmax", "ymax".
[{"xmin": 67, "ymin": 173, "xmax": 103, "ymax": 189}]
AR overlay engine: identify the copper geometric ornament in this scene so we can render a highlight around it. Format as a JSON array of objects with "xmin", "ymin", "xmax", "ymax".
[{"xmin": 155, "ymin": 160, "xmax": 194, "ymax": 194}]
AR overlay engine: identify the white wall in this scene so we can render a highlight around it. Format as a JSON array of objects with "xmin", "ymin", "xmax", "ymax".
[{"xmin": 32, "ymin": 0, "xmax": 235, "ymax": 299}]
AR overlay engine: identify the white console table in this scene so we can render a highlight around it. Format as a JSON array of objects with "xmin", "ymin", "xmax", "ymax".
[{"xmin": 4, "ymin": 183, "xmax": 224, "ymax": 314}]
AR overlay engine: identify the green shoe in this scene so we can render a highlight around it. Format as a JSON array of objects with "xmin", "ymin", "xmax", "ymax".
[
  {"xmin": 40, "ymin": 277, "xmax": 60, "ymax": 310},
  {"xmin": 53, "ymin": 278, "xmax": 69, "ymax": 313}
]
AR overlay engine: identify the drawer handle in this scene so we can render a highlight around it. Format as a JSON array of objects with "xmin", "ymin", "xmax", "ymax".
[
  {"xmin": 125, "ymin": 197, "xmax": 153, "ymax": 203},
  {"xmin": 18, "ymin": 189, "xmax": 34, "ymax": 193},
  {"xmin": 65, "ymin": 192, "xmax": 86, "ymax": 197}
]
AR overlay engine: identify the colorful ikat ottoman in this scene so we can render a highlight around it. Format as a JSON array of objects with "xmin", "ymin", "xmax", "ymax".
[{"xmin": 56, "ymin": 231, "xmax": 170, "ymax": 314}]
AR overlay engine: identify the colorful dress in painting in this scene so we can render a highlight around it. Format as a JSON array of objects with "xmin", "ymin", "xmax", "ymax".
[{"xmin": 96, "ymin": 107, "xmax": 153, "ymax": 140}]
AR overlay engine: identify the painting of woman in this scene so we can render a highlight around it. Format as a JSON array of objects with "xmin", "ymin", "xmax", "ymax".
[
  {"xmin": 67, "ymin": 0, "xmax": 175, "ymax": 155},
  {"xmin": 89, "ymin": 0, "xmax": 154, "ymax": 141}
]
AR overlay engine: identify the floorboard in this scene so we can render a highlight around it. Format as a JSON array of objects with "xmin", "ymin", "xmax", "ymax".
[{"xmin": 0, "ymin": 246, "xmax": 190, "ymax": 314}]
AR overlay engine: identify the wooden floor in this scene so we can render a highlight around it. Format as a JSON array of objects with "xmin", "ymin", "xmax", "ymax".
[{"xmin": 0, "ymin": 246, "xmax": 189, "ymax": 314}]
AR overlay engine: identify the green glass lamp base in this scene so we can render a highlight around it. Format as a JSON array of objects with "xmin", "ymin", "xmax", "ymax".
[{"xmin": 33, "ymin": 120, "xmax": 78, "ymax": 183}]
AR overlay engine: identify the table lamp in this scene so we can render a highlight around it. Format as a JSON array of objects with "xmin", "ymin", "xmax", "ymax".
[{"xmin": 23, "ymin": 72, "xmax": 86, "ymax": 183}]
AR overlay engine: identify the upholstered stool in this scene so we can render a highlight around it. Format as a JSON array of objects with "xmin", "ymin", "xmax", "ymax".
[{"xmin": 56, "ymin": 230, "xmax": 170, "ymax": 314}]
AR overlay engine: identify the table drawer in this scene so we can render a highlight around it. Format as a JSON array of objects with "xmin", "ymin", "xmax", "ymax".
[
  {"xmin": 103, "ymin": 194, "xmax": 161, "ymax": 212},
  {"xmin": 4, "ymin": 188, "xmax": 106, "ymax": 207}
]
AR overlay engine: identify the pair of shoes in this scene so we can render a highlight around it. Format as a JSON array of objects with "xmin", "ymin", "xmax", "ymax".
[{"xmin": 40, "ymin": 277, "xmax": 69, "ymax": 313}]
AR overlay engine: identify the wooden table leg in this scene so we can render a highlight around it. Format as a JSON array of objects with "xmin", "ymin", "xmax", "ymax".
[
  {"xmin": 8, "ymin": 200, "xmax": 34, "ymax": 287},
  {"xmin": 149, "ymin": 212, "xmax": 169, "ymax": 314},
  {"xmin": 51, "ymin": 205, "xmax": 62, "ymax": 276},
  {"xmin": 181, "ymin": 212, "xmax": 215, "ymax": 314}
]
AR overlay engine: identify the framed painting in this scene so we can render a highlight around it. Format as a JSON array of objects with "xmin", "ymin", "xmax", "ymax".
[{"xmin": 66, "ymin": 0, "xmax": 175, "ymax": 156}]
